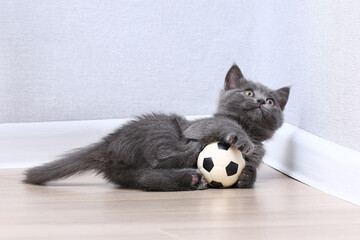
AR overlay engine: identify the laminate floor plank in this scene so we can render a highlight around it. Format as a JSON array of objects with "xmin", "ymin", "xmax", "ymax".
[{"xmin": 0, "ymin": 165, "xmax": 359, "ymax": 240}]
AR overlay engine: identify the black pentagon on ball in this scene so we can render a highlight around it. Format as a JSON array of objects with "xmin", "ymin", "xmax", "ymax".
[
  {"xmin": 209, "ymin": 181, "xmax": 224, "ymax": 188},
  {"xmin": 203, "ymin": 157, "xmax": 214, "ymax": 172},
  {"xmin": 217, "ymin": 142, "xmax": 231, "ymax": 151},
  {"xmin": 226, "ymin": 161, "xmax": 239, "ymax": 176}
]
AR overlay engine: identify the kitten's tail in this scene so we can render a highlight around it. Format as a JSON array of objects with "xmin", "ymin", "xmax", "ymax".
[{"xmin": 24, "ymin": 143, "xmax": 107, "ymax": 185}]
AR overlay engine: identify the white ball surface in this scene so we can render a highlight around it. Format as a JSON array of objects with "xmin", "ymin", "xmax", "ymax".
[{"xmin": 197, "ymin": 141, "xmax": 246, "ymax": 188}]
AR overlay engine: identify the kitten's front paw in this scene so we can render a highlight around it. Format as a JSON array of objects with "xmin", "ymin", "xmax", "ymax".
[
  {"xmin": 236, "ymin": 166, "xmax": 256, "ymax": 188},
  {"xmin": 225, "ymin": 133, "xmax": 254, "ymax": 154}
]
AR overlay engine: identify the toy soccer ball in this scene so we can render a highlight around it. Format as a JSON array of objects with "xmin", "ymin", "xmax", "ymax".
[{"xmin": 197, "ymin": 141, "xmax": 246, "ymax": 188}]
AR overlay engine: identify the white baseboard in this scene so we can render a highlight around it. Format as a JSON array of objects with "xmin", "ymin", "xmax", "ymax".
[
  {"xmin": 2, "ymin": 119, "xmax": 359, "ymax": 206},
  {"xmin": 0, "ymin": 119, "xmax": 129, "ymax": 169},
  {"xmin": 263, "ymin": 123, "xmax": 360, "ymax": 206}
]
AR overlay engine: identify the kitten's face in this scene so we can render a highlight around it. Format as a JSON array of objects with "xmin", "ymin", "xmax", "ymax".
[{"xmin": 217, "ymin": 65, "xmax": 290, "ymax": 140}]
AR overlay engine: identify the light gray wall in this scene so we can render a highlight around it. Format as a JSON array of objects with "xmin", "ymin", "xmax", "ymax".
[
  {"xmin": 0, "ymin": 1, "xmax": 259, "ymax": 123},
  {"xmin": 1, "ymin": 1, "xmax": 359, "ymax": 152},
  {"xmin": 244, "ymin": 1, "xmax": 360, "ymax": 152}
]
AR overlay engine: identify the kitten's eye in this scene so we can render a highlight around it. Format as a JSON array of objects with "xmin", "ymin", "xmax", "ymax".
[
  {"xmin": 266, "ymin": 98, "xmax": 275, "ymax": 106},
  {"xmin": 244, "ymin": 90, "xmax": 254, "ymax": 97}
]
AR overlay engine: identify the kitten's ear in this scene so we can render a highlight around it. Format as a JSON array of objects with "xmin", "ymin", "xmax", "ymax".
[
  {"xmin": 225, "ymin": 64, "xmax": 245, "ymax": 90},
  {"xmin": 276, "ymin": 87, "xmax": 290, "ymax": 110}
]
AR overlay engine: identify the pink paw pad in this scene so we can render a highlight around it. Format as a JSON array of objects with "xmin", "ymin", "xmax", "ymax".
[{"xmin": 191, "ymin": 174, "xmax": 199, "ymax": 186}]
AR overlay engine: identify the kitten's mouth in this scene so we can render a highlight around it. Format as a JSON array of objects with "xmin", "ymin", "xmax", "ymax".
[
  {"xmin": 245, "ymin": 106, "xmax": 265, "ymax": 118},
  {"xmin": 245, "ymin": 106, "xmax": 261, "ymax": 111}
]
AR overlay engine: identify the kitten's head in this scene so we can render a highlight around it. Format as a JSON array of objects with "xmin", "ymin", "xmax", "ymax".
[{"xmin": 216, "ymin": 64, "xmax": 290, "ymax": 141}]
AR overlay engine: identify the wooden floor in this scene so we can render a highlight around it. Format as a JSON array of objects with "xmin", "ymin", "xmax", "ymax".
[{"xmin": 1, "ymin": 165, "xmax": 359, "ymax": 240}]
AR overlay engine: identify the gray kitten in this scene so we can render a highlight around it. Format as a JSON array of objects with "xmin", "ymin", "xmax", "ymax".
[{"xmin": 24, "ymin": 64, "xmax": 290, "ymax": 191}]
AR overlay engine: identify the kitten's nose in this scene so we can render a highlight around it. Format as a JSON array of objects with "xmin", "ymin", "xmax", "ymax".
[{"xmin": 257, "ymin": 99, "xmax": 265, "ymax": 105}]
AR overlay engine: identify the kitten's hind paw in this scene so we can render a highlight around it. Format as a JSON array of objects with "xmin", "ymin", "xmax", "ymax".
[{"xmin": 191, "ymin": 170, "xmax": 208, "ymax": 190}]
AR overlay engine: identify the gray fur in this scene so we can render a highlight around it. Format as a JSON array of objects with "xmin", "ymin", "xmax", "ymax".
[{"xmin": 24, "ymin": 64, "xmax": 290, "ymax": 191}]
